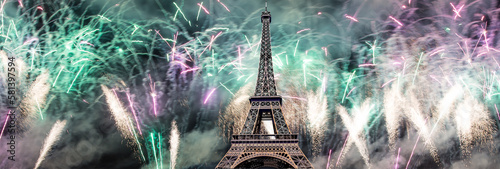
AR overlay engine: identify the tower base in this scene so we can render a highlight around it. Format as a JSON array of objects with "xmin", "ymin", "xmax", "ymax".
[{"xmin": 216, "ymin": 134, "xmax": 313, "ymax": 169}]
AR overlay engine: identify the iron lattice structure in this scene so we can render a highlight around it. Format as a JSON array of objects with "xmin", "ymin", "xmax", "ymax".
[{"xmin": 216, "ymin": 4, "xmax": 313, "ymax": 169}]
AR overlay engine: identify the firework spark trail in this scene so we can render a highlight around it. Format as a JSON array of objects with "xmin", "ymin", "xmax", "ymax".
[
  {"xmin": 127, "ymin": 117, "xmax": 146, "ymax": 161},
  {"xmin": 101, "ymin": 85, "xmax": 132, "ymax": 139},
  {"xmin": 326, "ymin": 149, "xmax": 332, "ymax": 169},
  {"xmin": 412, "ymin": 53, "xmax": 423, "ymax": 85},
  {"xmin": 389, "ymin": 16, "xmax": 403, "ymax": 26},
  {"xmin": 157, "ymin": 133, "xmax": 163, "ymax": 169},
  {"xmin": 341, "ymin": 70, "xmax": 356, "ymax": 103},
  {"xmin": 67, "ymin": 64, "xmax": 85, "ymax": 93},
  {"xmin": 296, "ymin": 28, "xmax": 310, "ymax": 34},
  {"xmin": 344, "ymin": 14, "xmax": 359, "ymax": 22},
  {"xmin": 126, "ymin": 91, "xmax": 142, "ymax": 135},
  {"xmin": 336, "ymin": 133, "xmax": 349, "ymax": 167},
  {"xmin": 405, "ymin": 134, "xmax": 421, "ymax": 169},
  {"xmin": 197, "ymin": 2, "xmax": 209, "ymax": 15},
  {"xmin": 0, "ymin": 111, "xmax": 10, "ymax": 140},
  {"xmin": 495, "ymin": 104, "xmax": 500, "ymax": 121},
  {"xmin": 204, "ymin": 88, "xmax": 217, "ymax": 104},
  {"xmin": 170, "ymin": 120, "xmax": 180, "ymax": 169},
  {"xmin": 395, "ymin": 147, "xmax": 400, "ymax": 169},
  {"xmin": 151, "ymin": 133, "xmax": 158, "ymax": 169},
  {"xmin": 52, "ymin": 66, "xmax": 64, "ymax": 87},
  {"xmin": 337, "ymin": 99, "xmax": 372, "ymax": 168},
  {"xmin": 384, "ymin": 85, "xmax": 402, "ymax": 149},
  {"xmin": 34, "ymin": 120, "xmax": 67, "ymax": 169},
  {"xmin": 172, "ymin": 2, "xmax": 191, "ymax": 25},
  {"xmin": 450, "ymin": 3, "xmax": 463, "ymax": 19},
  {"xmin": 217, "ymin": 0, "xmax": 230, "ymax": 12},
  {"xmin": 149, "ymin": 74, "xmax": 158, "ymax": 117}
]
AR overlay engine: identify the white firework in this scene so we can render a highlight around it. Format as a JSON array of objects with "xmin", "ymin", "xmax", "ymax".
[
  {"xmin": 34, "ymin": 120, "xmax": 67, "ymax": 169},
  {"xmin": 170, "ymin": 120, "xmax": 180, "ymax": 169}
]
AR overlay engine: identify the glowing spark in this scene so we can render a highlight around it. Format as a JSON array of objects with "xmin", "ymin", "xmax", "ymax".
[
  {"xmin": 294, "ymin": 40, "xmax": 299, "ymax": 57},
  {"xmin": 34, "ymin": 120, "xmax": 67, "ymax": 169},
  {"xmin": 97, "ymin": 15, "xmax": 111, "ymax": 22},
  {"xmin": 341, "ymin": 70, "xmax": 356, "ymax": 103},
  {"xmin": 126, "ymin": 91, "xmax": 142, "ymax": 135},
  {"xmin": 318, "ymin": 12, "xmax": 322, "ymax": 15},
  {"xmin": 67, "ymin": 64, "xmax": 85, "ymax": 93},
  {"xmin": 18, "ymin": 0, "xmax": 23, "ymax": 8},
  {"xmin": 381, "ymin": 78, "xmax": 397, "ymax": 88},
  {"xmin": 303, "ymin": 64, "xmax": 307, "ymax": 87},
  {"xmin": 389, "ymin": 16, "xmax": 403, "ymax": 26},
  {"xmin": 204, "ymin": 88, "xmax": 217, "ymax": 104},
  {"xmin": 151, "ymin": 133, "xmax": 158, "ymax": 169},
  {"xmin": 36, "ymin": 6, "xmax": 43, "ymax": 11},
  {"xmin": 127, "ymin": 117, "xmax": 145, "ymax": 161},
  {"xmin": 79, "ymin": 40, "xmax": 94, "ymax": 47},
  {"xmin": 158, "ymin": 133, "xmax": 163, "ymax": 169},
  {"xmin": 344, "ymin": 14, "xmax": 359, "ymax": 22},
  {"xmin": 131, "ymin": 25, "xmax": 138, "ymax": 35},
  {"xmin": 0, "ymin": 111, "xmax": 10, "ymax": 140},
  {"xmin": 483, "ymin": 30, "xmax": 489, "ymax": 51},
  {"xmin": 296, "ymin": 28, "xmax": 310, "ymax": 34},
  {"xmin": 217, "ymin": 0, "xmax": 230, "ymax": 12},
  {"xmin": 197, "ymin": 2, "xmax": 209, "ymax": 15},
  {"xmin": 149, "ymin": 74, "xmax": 157, "ymax": 117},
  {"xmin": 52, "ymin": 66, "xmax": 64, "ymax": 87},
  {"xmin": 359, "ymin": 63, "xmax": 376, "ymax": 67},
  {"xmin": 406, "ymin": 133, "xmax": 421, "ymax": 169},
  {"xmin": 181, "ymin": 67, "xmax": 200, "ymax": 74},
  {"xmin": 336, "ymin": 134, "xmax": 349, "ymax": 166},
  {"xmin": 220, "ymin": 82, "xmax": 235, "ymax": 96},
  {"xmin": 173, "ymin": 2, "xmax": 191, "ymax": 25},
  {"xmin": 412, "ymin": 52, "xmax": 424, "ymax": 85},
  {"xmin": 496, "ymin": 104, "xmax": 500, "ymax": 121},
  {"xmin": 346, "ymin": 87, "xmax": 356, "ymax": 98},
  {"xmin": 170, "ymin": 121, "xmax": 180, "ymax": 169},
  {"xmin": 429, "ymin": 49, "xmax": 445, "ymax": 57},
  {"xmin": 35, "ymin": 98, "xmax": 43, "ymax": 120},
  {"xmin": 196, "ymin": 3, "xmax": 202, "ymax": 21},
  {"xmin": 326, "ymin": 149, "xmax": 332, "ymax": 169},
  {"xmin": 450, "ymin": 3, "xmax": 463, "ymax": 19},
  {"xmin": 395, "ymin": 147, "xmax": 401, "ymax": 169}
]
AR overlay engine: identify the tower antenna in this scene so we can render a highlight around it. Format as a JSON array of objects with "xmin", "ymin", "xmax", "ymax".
[{"xmin": 265, "ymin": 0, "xmax": 267, "ymax": 11}]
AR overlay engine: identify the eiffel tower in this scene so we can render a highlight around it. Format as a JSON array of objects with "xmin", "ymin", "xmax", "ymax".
[{"xmin": 216, "ymin": 2, "xmax": 313, "ymax": 169}]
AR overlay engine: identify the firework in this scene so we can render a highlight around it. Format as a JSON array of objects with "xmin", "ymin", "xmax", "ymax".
[
  {"xmin": 170, "ymin": 121, "xmax": 180, "ymax": 169},
  {"xmin": 101, "ymin": 85, "xmax": 133, "ymax": 140},
  {"xmin": 307, "ymin": 88, "xmax": 328, "ymax": 155},
  {"xmin": 34, "ymin": 120, "xmax": 67, "ymax": 169},
  {"xmin": 337, "ymin": 99, "xmax": 372, "ymax": 168}
]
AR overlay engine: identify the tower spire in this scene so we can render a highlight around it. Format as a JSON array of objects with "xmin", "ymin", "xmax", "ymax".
[
  {"xmin": 255, "ymin": 1, "xmax": 275, "ymax": 96},
  {"xmin": 265, "ymin": 0, "xmax": 268, "ymax": 11}
]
